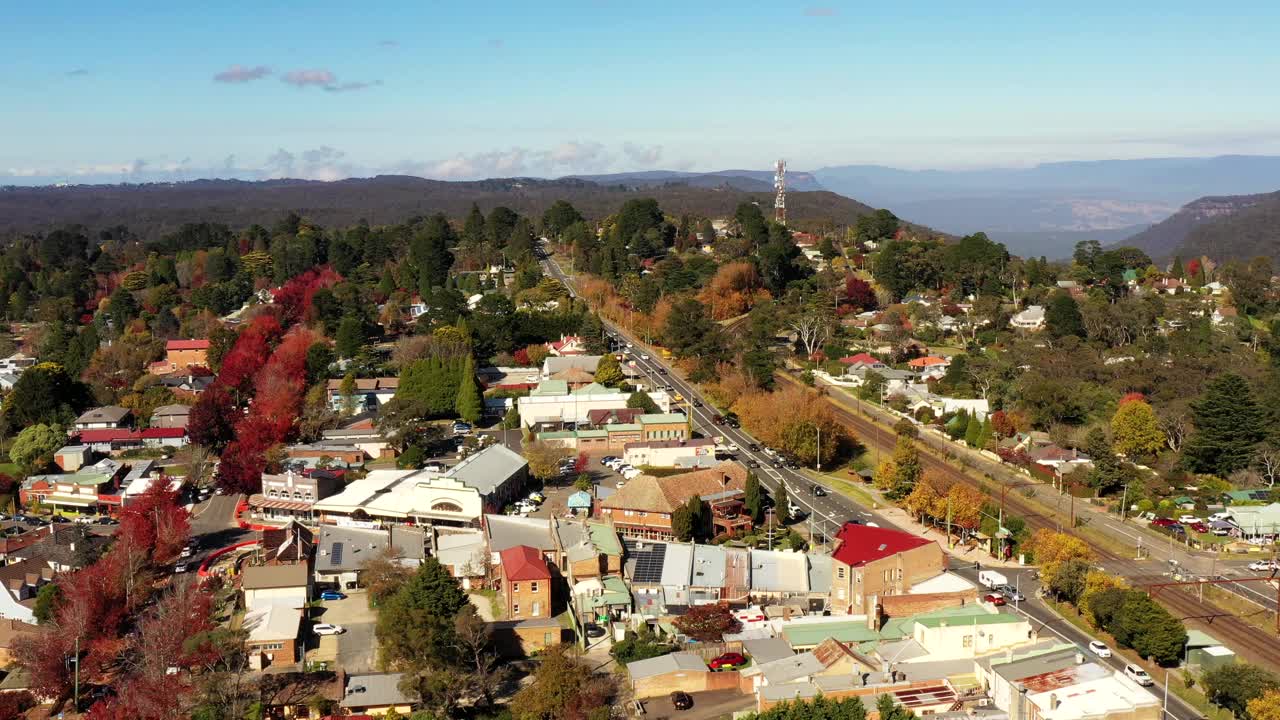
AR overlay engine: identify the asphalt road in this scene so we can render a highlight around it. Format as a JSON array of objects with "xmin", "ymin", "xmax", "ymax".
[
  {"xmin": 539, "ymin": 250, "xmax": 899, "ymax": 546},
  {"xmin": 188, "ymin": 492, "xmax": 254, "ymax": 565}
]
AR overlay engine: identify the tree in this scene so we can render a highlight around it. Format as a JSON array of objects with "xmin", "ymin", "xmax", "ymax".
[
  {"xmin": 1184, "ymin": 373, "xmax": 1267, "ymax": 476},
  {"xmin": 542, "ymin": 200, "xmax": 584, "ymax": 239},
  {"xmin": 1204, "ymin": 663, "xmax": 1280, "ymax": 718},
  {"xmin": 9, "ymin": 423, "xmax": 65, "ymax": 473},
  {"xmin": 673, "ymin": 604, "xmax": 740, "ymax": 642},
  {"xmin": 888, "ymin": 435, "xmax": 922, "ymax": 499},
  {"xmin": 1047, "ymin": 558, "xmax": 1091, "ymax": 604},
  {"xmin": 963, "ymin": 414, "xmax": 982, "ymax": 447},
  {"xmin": 671, "ymin": 496, "xmax": 698, "ymax": 542},
  {"xmin": 877, "ymin": 693, "xmax": 915, "ymax": 720},
  {"xmin": 1045, "ymin": 291, "xmax": 1084, "ymax": 338},
  {"xmin": 2, "ymin": 361, "xmax": 91, "ymax": 428},
  {"xmin": 747, "ymin": 696, "xmax": 868, "ymax": 720},
  {"xmin": 1025, "ymin": 529, "xmax": 1093, "ymax": 590},
  {"xmin": 1248, "ymin": 690, "xmax": 1280, "ymax": 720},
  {"xmin": 335, "ymin": 314, "xmax": 364, "ymax": 359},
  {"xmin": 744, "ymin": 472, "xmax": 764, "ymax": 523},
  {"xmin": 376, "ymin": 558, "xmax": 470, "ymax": 671},
  {"xmin": 410, "ymin": 214, "xmax": 456, "ymax": 293},
  {"xmin": 454, "ymin": 355, "xmax": 482, "ymax": 423},
  {"xmin": 33, "ymin": 582, "xmax": 60, "ymax": 623},
  {"xmin": 360, "ymin": 546, "xmax": 414, "ymax": 606},
  {"xmin": 593, "ymin": 352, "xmax": 624, "ymax": 387},
  {"xmin": 627, "ymin": 391, "xmax": 660, "ymax": 414},
  {"xmin": 1084, "ymin": 428, "xmax": 1130, "ymax": 496},
  {"xmin": 523, "ymin": 441, "xmax": 571, "ymax": 481},
  {"xmin": 511, "ymin": 644, "xmax": 615, "ymax": 720},
  {"xmin": 1111, "ymin": 399, "xmax": 1164, "ymax": 458}
]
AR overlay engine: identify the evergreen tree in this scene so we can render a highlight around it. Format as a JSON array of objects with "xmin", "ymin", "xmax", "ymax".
[
  {"xmin": 975, "ymin": 417, "xmax": 993, "ymax": 450},
  {"xmin": 776, "ymin": 483, "xmax": 791, "ymax": 521},
  {"xmin": 1184, "ymin": 373, "xmax": 1266, "ymax": 475},
  {"xmin": 580, "ymin": 313, "xmax": 609, "ymax": 354},
  {"xmin": 335, "ymin": 314, "xmax": 364, "ymax": 359},
  {"xmin": 1045, "ymin": 291, "xmax": 1085, "ymax": 338},
  {"xmin": 1170, "ymin": 255, "xmax": 1185, "ymax": 279},
  {"xmin": 454, "ymin": 355, "xmax": 482, "ymax": 423},
  {"xmin": 964, "ymin": 414, "xmax": 982, "ymax": 447},
  {"xmin": 593, "ymin": 352, "xmax": 625, "ymax": 387},
  {"xmin": 744, "ymin": 472, "xmax": 764, "ymax": 523},
  {"xmin": 627, "ymin": 391, "xmax": 660, "ymax": 413},
  {"xmin": 339, "ymin": 371, "xmax": 360, "ymax": 416},
  {"xmin": 462, "ymin": 203, "xmax": 486, "ymax": 246}
]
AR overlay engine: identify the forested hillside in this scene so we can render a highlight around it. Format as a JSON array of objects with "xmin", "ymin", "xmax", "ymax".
[{"xmin": 1123, "ymin": 190, "xmax": 1280, "ymax": 262}]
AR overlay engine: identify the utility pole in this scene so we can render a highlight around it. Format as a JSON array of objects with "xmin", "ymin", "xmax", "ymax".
[{"xmin": 816, "ymin": 423, "xmax": 822, "ymax": 472}]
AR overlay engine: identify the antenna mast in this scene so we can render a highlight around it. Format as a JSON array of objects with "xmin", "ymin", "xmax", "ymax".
[{"xmin": 773, "ymin": 158, "xmax": 787, "ymax": 225}]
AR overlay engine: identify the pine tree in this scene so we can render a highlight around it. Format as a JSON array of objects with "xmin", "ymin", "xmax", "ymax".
[
  {"xmin": 975, "ymin": 417, "xmax": 993, "ymax": 450},
  {"xmin": 1170, "ymin": 255, "xmax": 1185, "ymax": 279},
  {"xmin": 1045, "ymin": 291, "xmax": 1085, "ymax": 338},
  {"xmin": 964, "ymin": 414, "xmax": 982, "ymax": 447},
  {"xmin": 580, "ymin": 314, "xmax": 609, "ymax": 355},
  {"xmin": 744, "ymin": 472, "xmax": 763, "ymax": 523},
  {"xmin": 454, "ymin": 355, "xmax": 482, "ymax": 423},
  {"xmin": 1184, "ymin": 373, "xmax": 1266, "ymax": 475},
  {"xmin": 776, "ymin": 483, "xmax": 791, "ymax": 521},
  {"xmin": 335, "ymin": 315, "xmax": 364, "ymax": 359}
]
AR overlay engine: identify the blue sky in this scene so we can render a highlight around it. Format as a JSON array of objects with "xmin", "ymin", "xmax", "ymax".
[{"xmin": 3, "ymin": 0, "xmax": 1279, "ymax": 184}]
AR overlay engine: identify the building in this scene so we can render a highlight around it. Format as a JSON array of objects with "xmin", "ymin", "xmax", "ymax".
[
  {"xmin": 638, "ymin": 413, "xmax": 691, "ymax": 442},
  {"xmin": 7, "ymin": 525, "xmax": 110, "ymax": 572},
  {"xmin": 518, "ymin": 382, "xmax": 672, "ymax": 430},
  {"xmin": 151, "ymin": 339, "xmax": 211, "ymax": 375},
  {"xmin": 242, "ymin": 563, "xmax": 312, "ymax": 607},
  {"xmin": 53, "ymin": 445, "xmax": 92, "ymax": 472},
  {"xmin": 248, "ymin": 469, "xmax": 344, "ymax": 521},
  {"xmin": 1223, "ymin": 502, "xmax": 1280, "ymax": 542},
  {"xmin": 150, "ymin": 404, "xmax": 192, "ymax": 430},
  {"xmin": 839, "ymin": 353, "xmax": 888, "ymax": 371},
  {"xmin": 314, "ymin": 525, "xmax": 426, "ymax": 588},
  {"xmin": 325, "ymin": 376, "xmax": 399, "ymax": 412},
  {"xmin": 627, "ymin": 652, "xmax": 720, "ymax": 699},
  {"xmin": 983, "ymin": 645, "xmax": 1159, "ymax": 720},
  {"xmin": 0, "ymin": 559, "xmax": 55, "ymax": 623},
  {"xmin": 0, "ymin": 353, "xmax": 36, "ymax": 376},
  {"xmin": 829, "ymin": 523, "xmax": 946, "ymax": 615},
  {"xmin": 321, "ymin": 426, "xmax": 395, "ymax": 460},
  {"xmin": 598, "ymin": 462, "xmax": 749, "ymax": 539},
  {"xmin": 243, "ymin": 601, "xmax": 303, "ymax": 669},
  {"xmin": 623, "ymin": 438, "xmax": 716, "ymax": 469},
  {"xmin": 312, "ymin": 444, "xmax": 529, "ymax": 527},
  {"xmin": 74, "ymin": 427, "xmax": 188, "ymax": 454},
  {"xmin": 541, "ymin": 355, "xmax": 602, "ymax": 379},
  {"xmin": 547, "ymin": 334, "xmax": 588, "ymax": 356},
  {"xmin": 1011, "ymin": 306, "xmax": 1046, "ymax": 331},
  {"xmin": 159, "ymin": 373, "xmax": 214, "ymax": 395},
  {"xmin": 435, "ymin": 529, "xmax": 489, "ymax": 589},
  {"xmin": 500, "ymin": 545, "xmax": 553, "ymax": 620},
  {"xmin": 340, "ymin": 672, "xmax": 415, "ymax": 716},
  {"xmin": 73, "ymin": 405, "xmax": 132, "ymax": 431},
  {"xmin": 24, "ymin": 460, "xmax": 125, "ymax": 513}
]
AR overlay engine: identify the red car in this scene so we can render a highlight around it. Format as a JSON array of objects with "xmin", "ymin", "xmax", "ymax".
[
  {"xmin": 709, "ymin": 652, "xmax": 748, "ymax": 671},
  {"xmin": 984, "ymin": 593, "xmax": 1007, "ymax": 606},
  {"xmin": 1190, "ymin": 522, "xmax": 1209, "ymax": 533},
  {"xmin": 1151, "ymin": 517, "xmax": 1178, "ymax": 527}
]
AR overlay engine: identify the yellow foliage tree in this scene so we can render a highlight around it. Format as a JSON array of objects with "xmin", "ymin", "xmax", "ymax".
[
  {"xmin": 1025, "ymin": 529, "xmax": 1093, "ymax": 590},
  {"xmin": 904, "ymin": 475, "xmax": 942, "ymax": 522},
  {"xmin": 1248, "ymin": 690, "xmax": 1280, "ymax": 720},
  {"xmin": 1111, "ymin": 399, "xmax": 1165, "ymax": 458},
  {"xmin": 947, "ymin": 483, "xmax": 986, "ymax": 531},
  {"xmin": 1079, "ymin": 570, "xmax": 1128, "ymax": 627}
]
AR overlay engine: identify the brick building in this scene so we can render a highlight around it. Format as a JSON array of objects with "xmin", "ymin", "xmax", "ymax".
[
  {"xmin": 500, "ymin": 545, "xmax": 552, "ymax": 620},
  {"xmin": 597, "ymin": 462, "xmax": 747, "ymax": 539},
  {"xmin": 152, "ymin": 339, "xmax": 211, "ymax": 375},
  {"xmin": 829, "ymin": 523, "xmax": 946, "ymax": 615}
]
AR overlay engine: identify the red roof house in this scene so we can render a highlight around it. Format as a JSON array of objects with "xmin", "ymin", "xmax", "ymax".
[
  {"xmin": 838, "ymin": 353, "xmax": 886, "ymax": 368},
  {"xmin": 832, "ymin": 523, "xmax": 932, "ymax": 567},
  {"xmin": 499, "ymin": 545, "xmax": 553, "ymax": 620},
  {"xmin": 829, "ymin": 522, "xmax": 945, "ymax": 616}
]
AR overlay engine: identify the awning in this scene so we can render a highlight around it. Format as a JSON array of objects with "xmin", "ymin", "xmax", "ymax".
[
  {"xmin": 248, "ymin": 494, "xmax": 314, "ymax": 512},
  {"xmin": 45, "ymin": 495, "xmax": 99, "ymax": 507}
]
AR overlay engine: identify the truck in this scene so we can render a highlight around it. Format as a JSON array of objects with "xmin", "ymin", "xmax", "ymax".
[{"xmin": 978, "ymin": 570, "xmax": 1008, "ymax": 589}]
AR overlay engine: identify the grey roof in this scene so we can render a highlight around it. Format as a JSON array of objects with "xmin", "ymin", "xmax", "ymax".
[
  {"xmin": 242, "ymin": 563, "xmax": 309, "ymax": 590},
  {"xmin": 151, "ymin": 404, "xmax": 191, "ymax": 417},
  {"xmin": 877, "ymin": 638, "xmax": 930, "ymax": 662},
  {"xmin": 76, "ymin": 405, "xmax": 131, "ymax": 424},
  {"xmin": 484, "ymin": 515, "xmax": 555, "ymax": 553},
  {"xmin": 626, "ymin": 652, "xmax": 708, "ymax": 680},
  {"xmin": 390, "ymin": 526, "xmax": 427, "ymax": 562},
  {"xmin": 974, "ymin": 641, "xmax": 1067, "ymax": 673},
  {"xmin": 991, "ymin": 646, "xmax": 1085, "ymax": 683},
  {"xmin": 660, "ymin": 542, "xmax": 695, "ymax": 587},
  {"xmin": 447, "ymin": 444, "xmax": 527, "ymax": 496},
  {"xmin": 433, "ymin": 530, "xmax": 486, "ymax": 570},
  {"xmin": 341, "ymin": 672, "xmax": 413, "ymax": 709},
  {"xmin": 759, "ymin": 651, "xmax": 825, "ymax": 685},
  {"xmin": 761, "ymin": 683, "xmax": 821, "ymax": 702},
  {"xmin": 543, "ymin": 356, "xmax": 602, "ymax": 376},
  {"xmin": 316, "ymin": 526, "xmax": 391, "ymax": 573},
  {"xmin": 743, "ymin": 637, "xmax": 796, "ymax": 666},
  {"xmin": 807, "ymin": 553, "xmax": 833, "ymax": 592},
  {"xmin": 691, "ymin": 544, "xmax": 727, "ymax": 588}
]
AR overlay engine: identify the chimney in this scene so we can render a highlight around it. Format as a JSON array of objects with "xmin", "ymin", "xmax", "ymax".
[
  {"xmin": 1050, "ymin": 693, "xmax": 1060, "ymax": 710},
  {"xmin": 1075, "ymin": 652, "xmax": 1084, "ymax": 665}
]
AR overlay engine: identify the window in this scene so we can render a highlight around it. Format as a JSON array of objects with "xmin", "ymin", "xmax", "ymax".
[
  {"xmin": 544, "ymin": 632, "xmax": 555, "ymax": 645},
  {"xmin": 512, "ymin": 583, "xmax": 519, "ymax": 593},
  {"xmin": 837, "ymin": 588, "xmax": 846, "ymax": 600},
  {"xmin": 639, "ymin": 512, "xmax": 647, "ymax": 518},
  {"xmin": 837, "ymin": 567, "xmax": 845, "ymax": 579},
  {"xmin": 531, "ymin": 581, "xmax": 539, "ymax": 593},
  {"xmin": 512, "ymin": 603, "xmax": 520, "ymax": 616},
  {"xmin": 532, "ymin": 601, "xmax": 541, "ymax": 616},
  {"xmin": 963, "ymin": 635, "xmax": 973, "ymax": 648}
]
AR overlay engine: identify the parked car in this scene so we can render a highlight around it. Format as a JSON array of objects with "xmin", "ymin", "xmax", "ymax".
[
  {"xmin": 1208, "ymin": 512, "xmax": 1233, "ymax": 522},
  {"xmin": 1178, "ymin": 514, "xmax": 1201, "ymax": 524},
  {"xmin": 709, "ymin": 652, "xmax": 748, "ymax": 671},
  {"xmin": 600, "ymin": 456, "xmax": 618, "ymax": 466},
  {"xmin": 74, "ymin": 515, "xmax": 95, "ymax": 525},
  {"xmin": 1089, "ymin": 641, "xmax": 1112, "ymax": 658},
  {"xmin": 1212, "ymin": 527, "xmax": 1231, "ymax": 536},
  {"xmin": 180, "ymin": 546, "xmax": 193, "ymax": 559},
  {"xmin": 983, "ymin": 593, "xmax": 1006, "ymax": 606},
  {"xmin": 1189, "ymin": 522, "xmax": 1209, "ymax": 533},
  {"xmin": 173, "ymin": 562, "xmax": 188, "ymax": 574},
  {"xmin": 584, "ymin": 624, "xmax": 607, "ymax": 638},
  {"xmin": 320, "ymin": 590, "xmax": 347, "ymax": 601},
  {"xmin": 95, "ymin": 516, "xmax": 119, "ymax": 525},
  {"xmin": 622, "ymin": 468, "xmax": 643, "ymax": 480},
  {"xmin": 50, "ymin": 515, "xmax": 69, "ymax": 524},
  {"xmin": 313, "ymin": 623, "xmax": 346, "ymax": 636},
  {"xmin": 1248, "ymin": 560, "xmax": 1278, "ymax": 572},
  {"xmin": 1124, "ymin": 664, "xmax": 1153, "ymax": 686},
  {"xmin": 670, "ymin": 691, "xmax": 693, "ymax": 710},
  {"xmin": 1002, "ymin": 589, "xmax": 1026, "ymax": 602},
  {"xmin": 527, "ymin": 492, "xmax": 546, "ymax": 504},
  {"xmin": 1151, "ymin": 517, "xmax": 1178, "ymax": 527}
]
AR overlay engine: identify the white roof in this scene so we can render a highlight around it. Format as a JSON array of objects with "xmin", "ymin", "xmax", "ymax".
[
  {"xmin": 1029, "ymin": 673, "xmax": 1159, "ymax": 720},
  {"xmin": 244, "ymin": 602, "xmax": 303, "ymax": 643},
  {"xmin": 909, "ymin": 571, "xmax": 977, "ymax": 595},
  {"xmin": 750, "ymin": 550, "xmax": 810, "ymax": 593}
]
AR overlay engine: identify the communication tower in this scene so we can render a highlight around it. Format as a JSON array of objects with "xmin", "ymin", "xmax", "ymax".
[{"xmin": 774, "ymin": 158, "xmax": 786, "ymax": 225}]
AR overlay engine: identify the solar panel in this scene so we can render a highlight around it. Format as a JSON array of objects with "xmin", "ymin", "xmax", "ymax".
[
  {"xmin": 331, "ymin": 542, "xmax": 343, "ymax": 566},
  {"xmin": 624, "ymin": 540, "xmax": 667, "ymax": 584}
]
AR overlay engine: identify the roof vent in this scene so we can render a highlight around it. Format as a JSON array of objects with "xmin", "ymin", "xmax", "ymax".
[{"xmin": 878, "ymin": 544, "xmax": 887, "ymax": 551}]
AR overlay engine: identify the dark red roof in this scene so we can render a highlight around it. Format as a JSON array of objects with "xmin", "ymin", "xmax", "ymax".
[
  {"xmin": 140, "ymin": 427, "xmax": 186, "ymax": 439},
  {"xmin": 500, "ymin": 545, "xmax": 550, "ymax": 582},
  {"xmin": 838, "ymin": 353, "xmax": 882, "ymax": 366},
  {"xmin": 77, "ymin": 428, "xmax": 186, "ymax": 442},
  {"xmin": 166, "ymin": 339, "xmax": 210, "ymax": 351},
  {"xmin": 831, "ymin": 523, "xmax": 932, "ymax": 567}
]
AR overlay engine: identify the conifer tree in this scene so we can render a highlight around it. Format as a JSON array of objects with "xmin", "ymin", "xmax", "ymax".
[{"xmin": 455, "ymin": 355, "xmax": 482, "ymax": 423}]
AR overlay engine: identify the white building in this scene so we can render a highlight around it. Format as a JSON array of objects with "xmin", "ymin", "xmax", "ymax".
[
  {"xmin": 518, "ymin": 383, "xmax": 671, "ymax": 429},
  {"xmin": 1011, "ymin": 305, "xmax": 1046, "ymax": 331},
  {"xmin": 623, "ymin": 439, "xmax": 717, "ymax": 469}
]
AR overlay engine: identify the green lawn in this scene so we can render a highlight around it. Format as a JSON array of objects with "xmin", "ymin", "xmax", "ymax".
[{"xmin": 0, "ymin": 462, "xmax": 19, "ymax": 477}]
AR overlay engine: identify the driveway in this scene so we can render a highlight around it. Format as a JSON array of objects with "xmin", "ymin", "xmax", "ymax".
[
  {"xmin": 638, "ymin": 689, "xmax": 754, "ymax": 720},
  {"xmin": 307, "ymin": 592, "xmax": 379, "ymax": 673}
]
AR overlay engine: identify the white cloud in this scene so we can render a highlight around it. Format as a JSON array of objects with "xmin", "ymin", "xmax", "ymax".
[
  {"xmin": 282, "ymin": 69, "xmax": 337, "ymax": 87},
  {"xmin": 622, "ymin": 142, "xmax": 663, "ymax": 167},
  {"xmin": 214, "ymin": 64, "xmax": 272, "ymax": 83}
]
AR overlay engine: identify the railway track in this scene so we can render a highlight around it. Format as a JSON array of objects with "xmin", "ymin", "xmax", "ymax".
[{"xmin": 1132, "ymin": 574, "xmax": 1280, "ymax": 668}]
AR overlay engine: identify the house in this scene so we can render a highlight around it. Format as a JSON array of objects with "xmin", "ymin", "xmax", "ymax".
[
  {"xmin": 585, "ymin": 407, "xmax": 643, "ymax": 427},
  {"xmin": 435, "ymin": 529, "xmax": 489, "ymax": 589},
  {"xmin": 151, "ymin": 339, "xmax": 211, "ymax": 375},
  {"xmin": 150, "ymin": 404, "xmax": 192, "ymax": 430},
  {"xmin": 1212, "ymin": 306, "xmax": 1239, "ymax": 326},
  {"xmin": 74, "ymin": 427, "xmax": 188, "ymax": 453},
  {"xmin": 0, "ymin": 559, "xmax": 55, "ymax": 623},
  {"xmin": 24, "ymin": 460, "xmax": 125, "ymax": 513},
  {"xmin": 983, "ymin": 645, "xmax": 1159, "ymax": 720},
  {"xmin": 325, "ymin": 377, "xmax": 399, "ymax": 412},
  {"xmin": 749, "ymin": 549, "xmax": 812, "ymax": 602},
  {"xmin": 549, "ymin": 365, "xmax": 597, "ymax": 390},
  {"xmin": 0, "ymin": 353, "xmax": 36, "ymax": 376},
  {"xmin": 541, "ymin": 355, "xmax": 602, "ymax": 380},
  {"xmin": 829, "ymin": 523, "xmax": 946, "ymax": 615},
  {"xmin": 838, "ymin": 353, "xmax": 887, "ymax": 371},
  {"xmin": 0, "ymin": 374, "xmax": 17, "ymax": 391},
  {"xmin": 1011, "ymin": 305, "xmax": 1045, "ymax": 330},
  {"xmin": 159, "ymin": 373, "xmax": 215, "ymax": 395},
  {"xmin": 249, "ymin": 469, "xmax": 345, "ymax": 522},
  {"xmin": 53, "ymin": 445, "xmax": 92, "ymax": 472},
  {"xmin": 622, "ymin": 438, "xmax": 717, "ymax": 469},
  {"xmin": 500, "ymin": 545, "xmax": 553, "ymax": 620},
  {"xmin": 907, "ymin": 356, "xmax": 949, "ymax": 371},
  {"xmin": 312, "ymin": 444, "xmax": 529, "ymax": 527},
  {"xmin": 598, "ymin": 462, "xmax": 749, "ymax": 539},
  {"xmin": 518, "ymin": 382, "xmax": 671, "ymax": 430},
  {"xmin": 243, "ymin": 602, "xmax": 303, "ymax": 669},
  {"xmin": 1204, "ymin": 281, "xmax": 1226, "ymax": 295},
  {"xmin": 313, "ymin": 525, "xmax": 426, "ymax": 588},
  {"xmin": 627, "ymin": 652, "xmax": 718, "ymax": 699},
  {"xmin": 1155, "ymin": 277, "xmax": 1186, "ymax": 295},
  {"xmin": 7, "ymin": 525, "xmax": 110, "ymax": 573},
  {"xmin": 321, "ymin": 426, "xmax": 394, "ymax": 459},
  {"xmin": 1223, "ymin": 502, "xmax": 1280, "ymax": 543},
  {"xmin": 285, "ymin": 442, "xmax": 367, "ymax": 467},
  {"xmin": 340, "ymin": 672, "xmax": 415, "ymax": 716},
  {"xmin": 0, "ymin": 618, "xmax": 37, "ymax": 666},
  {"xmin": 74, "ymin": 405, "xmax": 132, "ymax": 431},
  {"xmin": 547, "ymin": 334, "xmax": 588, "ymax": 356},
  {"xmin": 242, "ymin": 563, "xmax": 312, "ymax": 607},
  {"xmin": 638, "ymin": 413, "xmax": 690, "ymax": 442}
]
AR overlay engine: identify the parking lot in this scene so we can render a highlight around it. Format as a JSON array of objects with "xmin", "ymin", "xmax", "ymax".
[{"xmin": 305, "ymin": 592, "xmax": 379, "ymax": 673}]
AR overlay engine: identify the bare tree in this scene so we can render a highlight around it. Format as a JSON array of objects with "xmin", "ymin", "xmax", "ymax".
[
  {"xmin": 1158, "ymin": 412, "xmax": 1190, "ymax": 452},
  {"xmin": 452, "ymin": 608, "xmax": 511, "ymax": 706},
  {"xmin": 787, "ymin": 304, "xmax": 831, "ymax": 360},
  {"xmin": 1256, "ymin": 446, "xmax": 1280, "ymax": 488},
  {"xmin": 187, "ymin": 444, "xmax": 214, "ymax": 488}
]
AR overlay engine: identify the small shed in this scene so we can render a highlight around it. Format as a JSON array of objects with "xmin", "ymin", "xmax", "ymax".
[{"xmin": 627, "ymin": 652, "xmax": 714, "ymax": 698}]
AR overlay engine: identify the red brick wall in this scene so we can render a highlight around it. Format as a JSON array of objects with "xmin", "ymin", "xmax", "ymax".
[{"xmin": 879, "ymin": 590, "xmax": 977, "ymax": 617}]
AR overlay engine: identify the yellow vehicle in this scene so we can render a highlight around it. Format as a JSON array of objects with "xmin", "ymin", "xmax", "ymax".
[
  {"xmin": 673, "ymin": 392, "xmax": 684, "ymax": 402},
  {"xmin": 659, "ymin": 348, "xmax": 672, "ymax": 359}
]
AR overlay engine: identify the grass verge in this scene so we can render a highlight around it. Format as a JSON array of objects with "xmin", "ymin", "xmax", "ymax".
[{"xmin": 1189, "ymin": 584, "xmax": 1277, "ymax": 632}]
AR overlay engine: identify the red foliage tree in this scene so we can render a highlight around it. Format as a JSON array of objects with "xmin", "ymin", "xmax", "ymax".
[
  {"xmin": 672, "ymin": 604, "xmax": 740, "ymax": 642},
  {"xmin": 215, "ymin": 312, "xmax": 283, "ymax": 397},
  {"xmin": 1119, "ymin": 392, "xmax": 1145, "ymax": 405},
  {"xmin": 990, "ymin": 410, "xmax": 1015, "ymax": 439},
  {"xmin": 1186, "ymin": 258, "xmax": 1202, "ymax": 278},
  {"xmin": 118, "ymin": 480, "xmax": 191, "ymax": 567},
  {"xmin": 272, "ymin": 265, "xmax": 342, "ymax": 326},
  {"xmin": 844, "ymin": 276, "xmax": 878, "ymax": 311},
  {"xmin": 0, "ymin": 691, "xmax": 36, "ymax": 720},
  {"xmin": 513, "ymin": 347, "xmax": 531, "ymax": 366},
  {"xmin": 187, "ymin": 384, "xmax": 240, "ymax": 451}
]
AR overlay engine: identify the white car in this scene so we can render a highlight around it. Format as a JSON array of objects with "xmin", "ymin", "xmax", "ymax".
[
  {"xmin": 313, "ymin": 623, "xmax": 346, "ymax": 636},
  {"xmin": 527, "ymin": 492, "xmax": 546, "ymax": 504},
  {"xmin": 1178, "ymin": 514, "xmax": 1200, "ymax": 524},
  {"xmin": 1088, "ymin": 641, "xmax": 1112, "ymax": 658},
  {"xmin": 1124, "ymin": 664, "xmax": 1153, "ymax": 686},
  {"xmin": 622, "ymin": 468, "xmax": 643, "ymax": 480},
  {"xmin": 174, "ymin": 562, "xmax": 188, "ymax": 574},
  {"xmin": 1248, "ymin": 560, "xmax": 1278, "ymax": 572},
  {"xmin": 1208, "ymin": 512, "xmax": 1233, "ymax": 522}
]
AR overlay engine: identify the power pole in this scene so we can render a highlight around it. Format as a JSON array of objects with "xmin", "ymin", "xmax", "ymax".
[{"xmin": 774, "ymin": 159, "xmax": 787, "ymax": 225}]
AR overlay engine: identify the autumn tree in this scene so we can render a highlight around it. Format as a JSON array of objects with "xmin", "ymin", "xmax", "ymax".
[
  {"xmin": 523, "ymin": 441, "xmax": 572, "ymax": 482},
  {"xmin": 593, "ymin": 352, "xmax": 624, "ymax": 387},
  {"xmin": 1025, "ymin": 529, "xmax": 1093, "ymax": 590},
  {"xmin": 1248, "ymin": 690, "xmax": 1280, "ymax": 720},
  {"xmin": 1111, "ymin": 398, "xmax": 1164, "ymax": 458},
  {"xmin": 511, "ymin": 644, "xmax": 616, "ymax": 720},
  {"xmin": 673, "ymin": 604, "xmax": 740, "ymax": 642}
]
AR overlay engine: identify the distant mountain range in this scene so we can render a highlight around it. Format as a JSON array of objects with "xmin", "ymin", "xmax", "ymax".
[
  {"xmin": 564, "ymin": 169, "xmax": 825, "ymax": 192},
  {"xmin": 1121, "ymin": 190, "xmax": 1280, "ymax": 263},
  {"xmin": 0, "ymin": 175, "xmax": 893, "ymax": 242}
]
